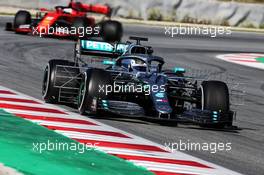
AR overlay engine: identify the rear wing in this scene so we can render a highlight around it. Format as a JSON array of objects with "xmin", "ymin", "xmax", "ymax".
[
  {"xmin": 70, "ymin": 2, "xmax": 111, "ymax": 16},
  {"xmin": 80, "ymin": 39, "xmax": 128, "ymax": 58}
]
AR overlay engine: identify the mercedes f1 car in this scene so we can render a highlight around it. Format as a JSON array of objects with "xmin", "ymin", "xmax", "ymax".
[
  {"xmin": 42, "ymin": 36, "xmax": 235, "ymax": 128},
  {"xmin": 5, "ymin": 0, "xmax": 122, "ymax": 41}
]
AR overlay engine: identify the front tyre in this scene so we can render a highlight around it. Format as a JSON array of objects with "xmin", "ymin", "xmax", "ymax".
[
  {"xmin": 5, "ymin": 22, "xmax": 13, "ymax": 31},
  {"xmin": 78, "ymin": 69, "xmax": 112, "ymax": 115},
  {"xmin": 14, "ymin": 10, "xmax": 31, "ymax": 33},
  {"xmin": 201, "ymin": 81, "xmax": 229, "ymax": 112},
  {"xmin": 200, "ymin": 80, "xmax": 231, "ymax": 128}
]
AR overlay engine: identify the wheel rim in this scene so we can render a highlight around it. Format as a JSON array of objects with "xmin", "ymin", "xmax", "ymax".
[
  {"xmin": 199, "ymin": 85, "xmax": 204, "ymax": 110},
  {"xmin": 74, "ymin": 40, "xmax": 81, "ymax": 62},
  {"xmin": 78, "ymin": 82, "xmax": 85, "ymax": 107},
  {"xmin": 78, "ymin": 72, "xmax": 89, "ymax": 114},
  {"xmin": 42, "ymin": 66, "xmax": 49, "ymax": 97}
]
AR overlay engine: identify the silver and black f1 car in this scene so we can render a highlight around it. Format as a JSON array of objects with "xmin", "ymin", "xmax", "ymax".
[{"xmin": 42, "ymin": 36, "xmax": 234, "ymax": 128}]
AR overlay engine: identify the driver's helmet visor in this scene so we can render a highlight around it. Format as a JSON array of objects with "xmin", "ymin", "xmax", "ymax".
[
  {"xmin": 63, "ymin": 8, "xmax": 73, "ymax": 13},
  {"xmin": 121, "ymin": 58, "xmax": 147, "ymax": 71}
]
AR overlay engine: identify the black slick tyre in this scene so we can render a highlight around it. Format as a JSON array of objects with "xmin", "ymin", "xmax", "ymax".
[
  {"xmin": 14, "ymin": 10, "xmax": 31, "ymax": 34},
  {"xmin": 78, "ymin": 69, "xmax": 112, "ymax": 115},
  {"xmin": 42, "ymin": 59, "xmax": 79, "ymax": 103}
]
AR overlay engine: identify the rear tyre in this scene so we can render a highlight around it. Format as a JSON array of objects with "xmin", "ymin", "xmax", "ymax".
[
  {"xmin": 78, "ymin": 69, "xmax": 112, "ymax": 115},
  {"xmin": 100, "ymin": 20, "xmax": 123, "ymax": 42},
  {"xmin": 42, "ymin": 59, "xmax": 79, "ymax": 104},
  {"xmin": 200, "ymin": 81, "xmax": 231, "ymax": 128},
  {"xmin": 72, "ymin": 17, "xmax": 88, "ymax": 39},
  {"xmin": 14, "ymin": 10, "xmax": 31, "ymax": 33}
]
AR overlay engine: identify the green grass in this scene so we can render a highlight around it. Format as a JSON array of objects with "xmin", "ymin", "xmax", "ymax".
[{"xmin": 0, "ymin": 109, "xmax": 153, "ymax": 175}]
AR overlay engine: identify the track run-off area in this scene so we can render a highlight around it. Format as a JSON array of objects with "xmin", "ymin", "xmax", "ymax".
[{"xmin": 0, "ymin": 16, "xmax": 264, "ymax": 175}]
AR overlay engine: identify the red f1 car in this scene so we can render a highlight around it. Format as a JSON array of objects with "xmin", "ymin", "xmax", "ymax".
[{"xmin": 5, "ymin": 0, "xmax": 122, "ymax": 42}]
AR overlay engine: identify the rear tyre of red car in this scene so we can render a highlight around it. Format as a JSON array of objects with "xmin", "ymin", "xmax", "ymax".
[
  {"xmin": 14, "ymin": 10, "xmax": 31, "ymax": 34},
  {"xmin": 42, "ymin": 59, "xmax": 79, "ymax": 104},
  {"xmin": 200, "ymin": 80, "xmax": 231, "ymax": 128},
  {"xmin": 77, "ymin": 69, "xmax": 112, "ymax": 115},
  {"xmin": 100, "ymin": 20, "xmax": 123, "ymax": 42},
  {"xmin": 72, "ymin": 17, "xmax": 88, "ymax": 39}
]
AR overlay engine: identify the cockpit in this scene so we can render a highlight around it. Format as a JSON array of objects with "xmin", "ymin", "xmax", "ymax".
[{"xmin": 116, "ymin": 55, "xmax": 164, "ymax": 73}]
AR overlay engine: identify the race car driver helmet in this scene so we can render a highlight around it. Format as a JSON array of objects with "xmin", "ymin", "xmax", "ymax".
[
  {"xmin": 130, "ymin": 59, "xmax": 147, "ymax": 72},
  {"xmin": 122, "ymin": 59, "xmax": 147, "ymax": 72}
]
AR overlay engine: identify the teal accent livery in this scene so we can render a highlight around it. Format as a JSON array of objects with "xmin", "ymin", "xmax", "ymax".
[
  {"xmin": 81, "ymin": 40, "xmax": 114, "ymax": 52},
  {"xmin": 81, "ymin": 40, "xmax": 128, "ymax": 54}
]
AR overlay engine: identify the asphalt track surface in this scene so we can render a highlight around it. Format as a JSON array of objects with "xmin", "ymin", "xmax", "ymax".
[{"xmin": 0, "ymin": 16, "xmax": 264, "ymax": 175}]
